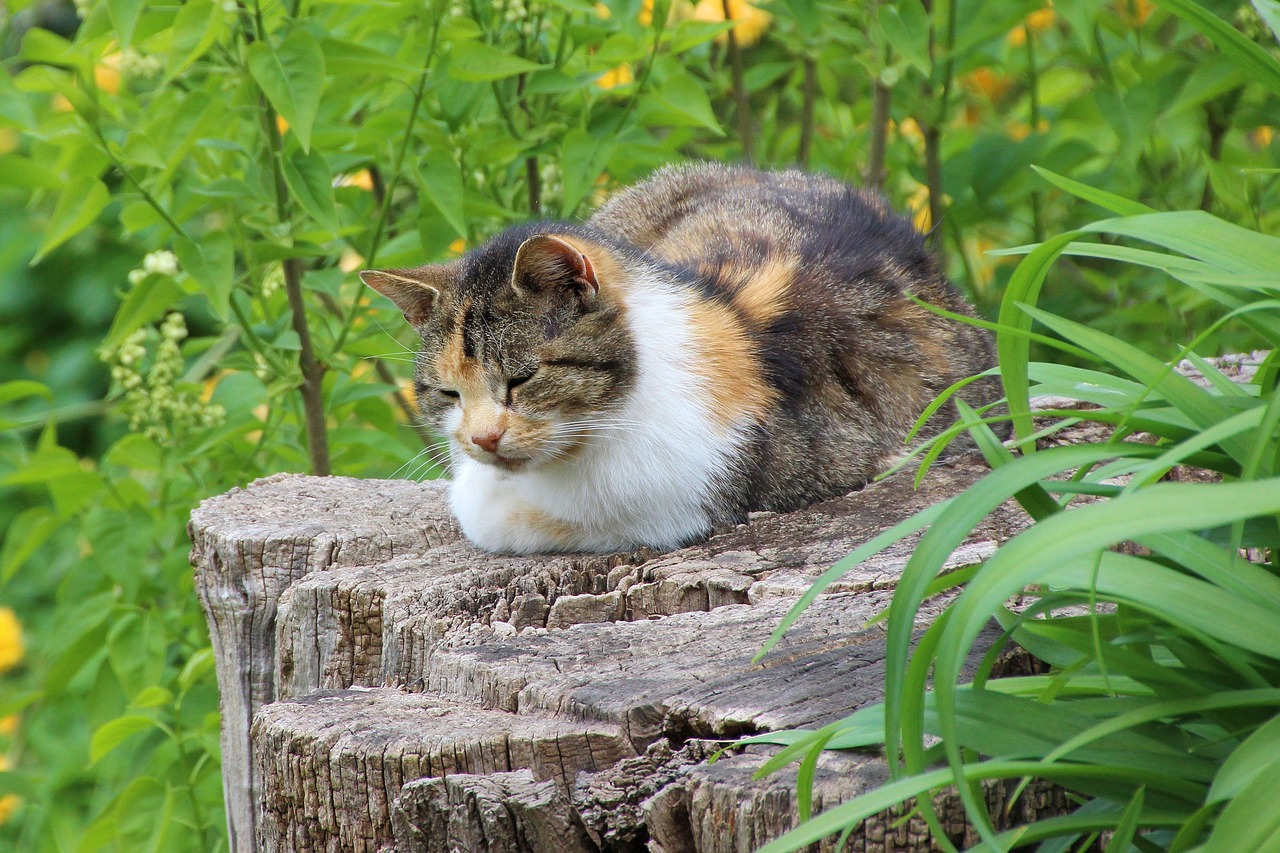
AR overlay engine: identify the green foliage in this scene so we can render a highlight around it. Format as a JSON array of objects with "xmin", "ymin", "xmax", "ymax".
[
  {"xmin": 746, "ymin": 6, "xmax": 1280, "ymax": 850},
  {"xmin": 0, "ymin": 0, "xmax": 1277, "ymax": 848}
]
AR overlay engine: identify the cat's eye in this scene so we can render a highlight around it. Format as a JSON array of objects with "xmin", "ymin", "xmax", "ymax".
[
  {"xmin": 504, "ymin": 371, "xmax": 536, "ymax": 406},
  {"xmin": 437, "ymin": 388, "xmax": 460, "ymax": 399}
]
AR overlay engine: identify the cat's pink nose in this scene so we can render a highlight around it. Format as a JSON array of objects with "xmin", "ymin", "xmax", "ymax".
[{"xmin": 471, "ymin": 428, "xmax": 505, "ymax": 455}]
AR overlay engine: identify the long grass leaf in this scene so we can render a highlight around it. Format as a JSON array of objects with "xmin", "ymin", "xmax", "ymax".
[
  {"xmin": 998, "ymin": 232, "xmax": 1084, "ymax": 447},
  {"xmin": 1030, "ymin": 166, "xmax": 1157, "ymax": 216},
  {"xmin": 1103, "ymin": 788, "xmax": 1144, "ymax": 853}
]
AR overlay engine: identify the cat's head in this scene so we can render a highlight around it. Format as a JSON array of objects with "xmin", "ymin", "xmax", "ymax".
[{"xmin": 362, "ymin": 228, "xmax": 637, "ymax": 471}]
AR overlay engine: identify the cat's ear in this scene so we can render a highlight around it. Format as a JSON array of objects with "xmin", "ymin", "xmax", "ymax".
[
  {"xmin": 512, "ymin": 235, "xmax": 600, "ymax": 301},
  {"xmin": 360, "ymin": 268, "xmax": 441, "ymax": 326}
]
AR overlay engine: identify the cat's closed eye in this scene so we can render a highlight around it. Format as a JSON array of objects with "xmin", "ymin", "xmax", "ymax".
[
  {"xmin": 416, "ymin": 380, "xmax": 459, "ymax": 400},
  {"xmin": 505, "ymin": 371, "xmax": 537, "ymax": 405}
]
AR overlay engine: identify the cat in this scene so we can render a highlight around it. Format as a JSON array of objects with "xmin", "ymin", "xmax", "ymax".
[{"xmin": 361, "ymin": 163, "xmax": 1001, "ymax": 554}]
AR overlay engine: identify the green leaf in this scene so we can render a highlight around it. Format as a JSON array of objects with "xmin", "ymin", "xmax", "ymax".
[
  {"xmin": 0, "ymin": 507, "xmax": 62, "ymax": 583},
  {"xmin": 560, "ymin": 128, "xmax": 614, "ymax": 216},
  {"xmin": 248, "ymin": 29, "xmax": 326, "ymax": 152},
  {"xmin": 418, "ymin": 153, "xmax": 467, "ymax": 239},
  {"xmin": 321, "ymin": 37, "xmax": 418, "ymax": 78},
  {"xmin": 105, "ymin": 433, "xmax": 165, "ymax": 471},
  {"xmin": 173, "ymin": 232, "xmax": 235, "ymax": 320},
  {"xmin": 107, "ymin": 0, "xmax": 145, "ymax": 47},
  {"xmin": 878, "ymin": 0, "xmax": 931, "ymax": 74},
  {"xmin": 0, "ymin": 154, "xmax": 62, "ymax": 189},
  {"xmin": 1031, "ymin": 166, "xmax": 1156, "ymax": 217},
  {"xmin": 655, "ymin": 72, "xmax": 722, "ymax": 133},
  {"xmin": 1210, "ymin": 713, "xmax": 1280, "ymax": 803},
  {"xmin": 102, "ymin": 276, "xmax": 184, "ymax": 352},
  {"xmin": 130, "ymin": 687, "xmax": 174, "ymax": 709},
  {"xmin": 1255, "ymin": 0, "xmax": 1280, "ymax": 44},
  {"xmin": 448, "ymin": 41, "xmax": 547, "ymax": 82},
  {"xmin": 33, "ymin": 176, "xmax": 110, "ymax": 264},
  {"xmin": 1152, "ymin": 0, "xmax": 1280, "ymax": 97},
  {"xmin": 90, "ymin": 715, "xmax": 159, "ymax": 765},
  {"xmin": 282, "ymin": 147, "xmax": 340, "ymax": 236},
  {"xmin": 167, "ymin": 0, "xmax": 228, "ymax": 79},
  {"xmin": 1206, "ymin": 748, "xmax": 1280, "ymax": 852},
  {"xmin": 178, "ymin": 647, "xmax": 215, "ymax": 691}
]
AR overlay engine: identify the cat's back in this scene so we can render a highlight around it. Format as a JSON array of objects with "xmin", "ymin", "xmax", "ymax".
[{"xmin": 592, "ymin": 163, "xmax": 1001, "ymax": 515}]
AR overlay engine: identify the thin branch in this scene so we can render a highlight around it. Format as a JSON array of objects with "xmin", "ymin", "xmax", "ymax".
[
  {"xmin": 721, "ymin": 0, "xmax": 755, "ymax": 163},
  {"xmin": 867, "ymin": 79, "xmax": 891, "ymax": 189},
  {"xmin": 1023, "ymin": 24, "xmax": 1044, "ymax": 242},
  {"xmin": 798, "ymin": 57, "xmax": 817, "ymax": 168}
]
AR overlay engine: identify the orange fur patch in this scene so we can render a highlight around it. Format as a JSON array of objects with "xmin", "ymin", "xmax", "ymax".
[
  {"xmin": 554, "ymin": 235, "xmax": 629, "ymax": 306},
  {"xmin": 729, "ymin": 255, "xmax": 795, "ymax": 325},
  {"xmin": 509, "ymin": 506, "xmax": 582, "ymax": 546},
  {"xmin": 685, "ymin": 299, "xmax": 776, "ymax": 430}
]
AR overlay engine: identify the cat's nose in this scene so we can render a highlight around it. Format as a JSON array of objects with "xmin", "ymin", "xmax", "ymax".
[{"xmin": 471, "ymin": 427, "xmax": 505, "ymax": 455}]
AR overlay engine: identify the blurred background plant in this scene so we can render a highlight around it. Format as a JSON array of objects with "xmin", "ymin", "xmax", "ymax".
[{"xmin": 0, "ymin": 0, "xmax": 1276, "ymax": 848}]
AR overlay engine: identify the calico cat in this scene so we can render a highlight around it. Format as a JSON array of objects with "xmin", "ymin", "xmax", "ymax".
[{"xmin": 362, "ymin": 163, "xmax": 1000, "ymax": 554}]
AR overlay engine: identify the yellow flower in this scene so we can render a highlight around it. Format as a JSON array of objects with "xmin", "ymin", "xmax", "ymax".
[
  {"xmin": 448, "ymin": 238, "xmax": 467, "ymax": 256},
  {"xmin": 596, "ymin": 63, "xmax": 634, "ymax": 90},
  {"xmin": 1251, "ymin": 126, "xmax": 1274, "ymax": 148},
  {"xmin": 1117, "ymin": 0, "xmax": 1154, "ymax": 26},
  {"xmin": 1008, "ymin": 4, "xmax": 1056, "ymax": 45},
  {"xmin": 0, "ymin": 128, "xmax": 17, "ymax": 155},
  {"xmin": 0, "ymin": 756, "xmax": 18, "ymax": 825},
  {"xmin": 906, "ymin": 183, "xmax": 931, "ymax": 233},
  {"xmin": 1007, "ymin": 118, "xmax": 1049, "ymax": 141},
  {"xmin": 275, "ymin": 114, "xmax": 290, "ymax": 135},
  {"xmin": 896, "ymin": 117, "xmax": 924, "ymax": 146},
  {"xmin": 0, "ymin": 715, "xmax": 16, "ymax": 736},
  {"xmin": 961, "ymin": 67, "xmax": 1013, "ymax": 102},
  {"xmin": 595, "ymin": 1, "xmax": 611, "ymax": 19},
  {"xmin": 692, "ymin": 0, "xmax": 772, "ymax": 47},
  {"xmin": 0, "ymin": 609, "xmax": 23, "ymax": 673},
  {"xmin": 334, "ymin": 169, "xmax": 376, "ymax": 192},
  {"xmin": 338, "ymin": 249, "xmax": 365, "ymax": 273},
  {"xmin": 94, "ymin": 62, "xmax": 122, "ymax": 95}
]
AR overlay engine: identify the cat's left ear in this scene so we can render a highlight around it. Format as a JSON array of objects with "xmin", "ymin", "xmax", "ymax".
[
  {"xmin": 360, "ymin": 268, "xmax": 442, "ymax": 326},
  {"xmin": 512, "ymin": 235, "xmax": 600, "ymax": 301}
]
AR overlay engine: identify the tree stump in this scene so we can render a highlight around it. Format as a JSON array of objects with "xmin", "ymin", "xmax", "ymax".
[{"xmin": 189, "ymin": 450, "xmax": 1048, "ymax": 853}]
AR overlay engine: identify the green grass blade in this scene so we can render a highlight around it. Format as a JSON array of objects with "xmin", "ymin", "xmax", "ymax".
[
  {"xmin": 1030, "ymin": 166, "xmax": 1157, "ymax": 216},
  {"xmin": 997, "ymin": 232, "xmax": 1084, "ymax": 447}
]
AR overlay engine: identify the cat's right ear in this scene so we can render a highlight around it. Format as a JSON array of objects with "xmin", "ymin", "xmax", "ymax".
[
  {"xmin": 360, "ymin": 269, "xmax": 440, "ymax": 326},
  {"xmin": 511, "ymin": 235, "xmax": 600, "ymax": 302}
]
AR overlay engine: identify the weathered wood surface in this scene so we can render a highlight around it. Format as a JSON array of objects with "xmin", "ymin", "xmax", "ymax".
[{"xmin": 192, "ymin": 453, "xmax": 1034, "ymax": 853}]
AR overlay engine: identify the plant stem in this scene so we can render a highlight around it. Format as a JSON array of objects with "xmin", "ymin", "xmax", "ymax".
[
  {"xmin": 367, "ymin": 15, "xmax": 442, "ymax": 268},
  {"xmin": 525, "ymin": 155, "xmax": 542, "ymax": 214},
  {"xmin": 721, "ymin": 0, "xmax": 755, "ymax": 163},
  {"xmin": 798, "ymin": 56, "xmax": 816, "ymax": 167},
  {"xmin": 613, "ymin": 8, "xmax": 669, "ymax": 134},
  {"xmin": 867, "ymin": 78, "xmax": 890, "ymax": 189},
  {"xmin": 1023, "ymin": 24, "xmax": 1045, "ymax": 242},
  {"xmin": 254, "ymin": 57, "xmax": 331, "ymax": 473}
]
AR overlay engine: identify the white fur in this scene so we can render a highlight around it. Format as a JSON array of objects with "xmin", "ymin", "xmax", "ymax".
[{"xmin": 448, "ymin": 270, "xmax": 750, "ymax": 553}]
